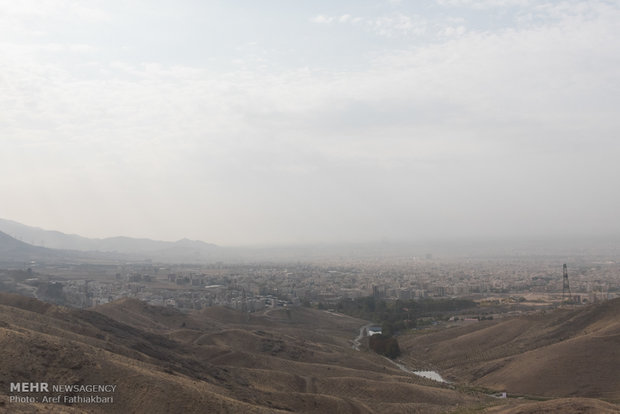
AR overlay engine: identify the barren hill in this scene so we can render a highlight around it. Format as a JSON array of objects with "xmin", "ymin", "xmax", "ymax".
[
  {"xmin": 485, "ymin": 397, "xmax": 620, "ymax": 414},
  {"xmin": 0, "ymin": 293, "xmax": 485, "ymax": 413},
  {"xmin": 3, "ymin": 292, "xmax": 617, "ymax": 413},
  {"xmin": 400, "ymin": 298, "xmax": 620, "ymax": 401}
]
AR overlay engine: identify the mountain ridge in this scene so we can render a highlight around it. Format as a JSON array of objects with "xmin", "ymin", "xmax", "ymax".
[
  {"xmin": 0, "ymin": 218, "xmax": 217, "ymax": 253},
  {"xmin": 0, "ymin": 218, "xmax": 219, "ymax": 264}
]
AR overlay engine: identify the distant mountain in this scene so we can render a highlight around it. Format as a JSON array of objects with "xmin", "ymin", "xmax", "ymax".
[
  {"xmin": 0, "ymin": 230, "xmax": 134, "ymax": 266},
  {"xmin": 0, "ymin": 218, "xmax": 218, "ymax": 262},
  {"xmin": 0, "ymin": 230, "xmax": 57, "ymax": 264}
]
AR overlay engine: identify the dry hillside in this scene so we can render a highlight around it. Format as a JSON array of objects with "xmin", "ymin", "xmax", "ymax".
[
  {"xmin": 3, "ymin": 292, "xmax": 617, "ymax": 413},
  {"xmin": 0, "ymin": 293, "xmax": 485, "ymax": 413},
  {"xmin": 400, "ymin": 298, "xmax": 620, "ymax": 402},
  {"xmin": 484, "ymin": 397, "xmax": 620, "ymax": 414}
]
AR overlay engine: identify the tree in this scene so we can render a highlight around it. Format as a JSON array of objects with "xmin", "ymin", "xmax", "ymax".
[{"xmin": 369, "ymin": 334, "xmax": 401, "ymax": 359}]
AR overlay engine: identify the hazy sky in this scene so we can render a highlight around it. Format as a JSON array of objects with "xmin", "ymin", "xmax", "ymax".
[{"xmin": 1, "ymin": 0, "xmax": 619, "ymax": 246}]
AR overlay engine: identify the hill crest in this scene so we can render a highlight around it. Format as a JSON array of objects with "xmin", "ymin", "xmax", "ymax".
[{"xmin": 400, "ymin": 298, "xmax": 620, "ymax": 400}]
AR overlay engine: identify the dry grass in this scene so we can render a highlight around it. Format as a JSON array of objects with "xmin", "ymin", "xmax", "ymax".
[
  {"xmin": 3, "ymin": 291, "xmax": 617, "ymax": 413},
  {"xmin": 482, "ymin": 397, "xmax": 620, "ymax": 413},
  {"xmin": 400, "ymin": 298, "xmax": 620, "ymax": 401},
  {"xmin": 0, "ymin": 292, "xmax": 484, "ymax": 413}
]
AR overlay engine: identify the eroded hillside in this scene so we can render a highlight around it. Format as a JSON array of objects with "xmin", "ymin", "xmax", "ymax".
[
  {"xmin": 2, "ymin": 292, "xmax": 618, "ymax": 413},
  {"xmin": 400, "ymin": 298, "xmax": 620, "ymax": 401},
  {"xmin": 0, "ymin": 293, "xmax": 482, "ymax": 413}
]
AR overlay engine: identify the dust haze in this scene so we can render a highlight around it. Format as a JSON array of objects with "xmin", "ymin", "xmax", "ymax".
[{"xmin": 1, "ymin": 1, "xmax": 619, "ymax": 246}]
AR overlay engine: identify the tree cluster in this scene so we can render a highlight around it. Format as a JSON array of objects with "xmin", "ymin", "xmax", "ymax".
[
  {"xmin": 368, "ymin": 334, "xmax": 401, "ymax": 359},
  {"xmin": 336, "ymin": 296, "xmax": 477, "ymax": 334}
]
